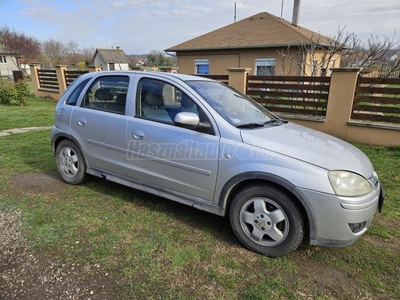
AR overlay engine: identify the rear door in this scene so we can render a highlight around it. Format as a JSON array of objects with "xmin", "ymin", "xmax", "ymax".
[{"xmin": 71, "ymin": 74, "xmax": 130, "ymax": 174}]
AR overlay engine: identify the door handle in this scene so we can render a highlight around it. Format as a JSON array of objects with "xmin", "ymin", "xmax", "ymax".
[
  {"xmin": 132, "ymin": 130, "xmax": 145, "ymax": 140},
  {"xmin": 77, "ymin": 118, "xmax": 87, "ymax": 127}
]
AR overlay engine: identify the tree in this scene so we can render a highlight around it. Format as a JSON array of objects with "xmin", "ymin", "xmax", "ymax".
[
  {"xmin": 80, "ymin": 47, "xmax": 96, "ymax": 65},
  {"xmin": 65, "ymin": 41, "xmax": 80, "ymax": 66},
  {"xmin": 40, "ymin": 38, "xmax": 70, "ymax": 68},
  {"xmin": 147, "ymin": 50, "xmax": 173, "ymax": 67},
  {"xmin": 277, "ymin": 28, "xmax": 399, "ymax": 77},
  {"xmin": 0, "ymin": 25, "xmax": 41, "ymax": 71}
]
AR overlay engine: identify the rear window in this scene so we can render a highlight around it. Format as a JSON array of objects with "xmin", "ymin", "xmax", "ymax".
[{"xmin": 65, "ymin": 79, "xmax": 90, "ymax": 106}]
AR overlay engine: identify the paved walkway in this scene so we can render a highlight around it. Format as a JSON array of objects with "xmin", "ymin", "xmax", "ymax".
[{"xmin": 0, "ymin": 126, "xmax": 52, "ymax": 137}]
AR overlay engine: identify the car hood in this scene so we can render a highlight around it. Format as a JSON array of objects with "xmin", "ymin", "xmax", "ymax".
[{"xmin": 240, "ymin": 122, "xmax": 374, "ymax": 178}]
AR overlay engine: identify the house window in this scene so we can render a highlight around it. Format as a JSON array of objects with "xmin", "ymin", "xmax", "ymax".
[
  {"xmin": 0, "ymin": 56, "xmax": 7, "ymax": 64},
  {"xmin": 255, "ymin": 58, "xmax": 275, "ymax": 76},
  {"xmin": 329, "ymin": 59, "xmax": 336, "ymax": 69},
  {"xmin": 194, "ymin": 59, "xmax": 209, "ymax": 75}
]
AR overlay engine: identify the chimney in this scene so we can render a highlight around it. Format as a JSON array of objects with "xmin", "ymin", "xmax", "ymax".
[
  {"xmin": 116, "ymin": 46, "xmax": 120, "ymax": 50},
  {"xmin": 292, "ymin": 0, "xmax": 301, "ymax": 26}
]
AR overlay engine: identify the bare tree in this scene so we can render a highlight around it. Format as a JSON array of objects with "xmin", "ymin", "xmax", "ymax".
[
  {"xmin": 0, "ymin": 25, "xmax": 41, "ymax": 71},
  {"xmin": 80, "ymin": 47, "xmax": 96, "ymax": 65},
  {"xmin": 278, "ymin": 28, "xmax": 399, "ymax": 77},
  {"xmin": 40, "ymin": 38, "xmax": 70, "ymax": 68}
]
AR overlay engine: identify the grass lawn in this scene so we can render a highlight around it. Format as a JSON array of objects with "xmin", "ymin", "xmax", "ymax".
[
  {"xmin": 0, "ymin": 96, "xmax": 399, "ymax": 299},
  {"xmin": 0, "ymin": 96, "xmax": 56, "ymax": 131}
]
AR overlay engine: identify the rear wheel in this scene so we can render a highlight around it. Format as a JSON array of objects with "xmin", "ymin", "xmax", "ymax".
[
  {"xmin": 229, "ymin": 184, "xmax": 304, "ymax": 257},
  {"xmin": 56, "ymin": 140, "xmax": 86, "ymax": 185}
]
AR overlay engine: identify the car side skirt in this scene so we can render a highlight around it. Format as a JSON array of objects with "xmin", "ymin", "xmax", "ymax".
[{"xmin": 87, "ymin": 167, "xmax": 225, "ymax": 216}]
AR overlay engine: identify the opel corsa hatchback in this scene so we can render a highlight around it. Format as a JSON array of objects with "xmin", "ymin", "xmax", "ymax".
[{"xmin": 51, "ymin": 71, "xmax": 384, "ymax": 257}]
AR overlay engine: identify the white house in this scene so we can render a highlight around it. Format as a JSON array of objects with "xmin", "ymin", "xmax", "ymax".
[
  {"xmin": 0, "ymin": 47, "xmax": 19, "ymax": 78},
  {"xmin": 92, "ymin": 47, "xmax": 130, "ymax": 71}
]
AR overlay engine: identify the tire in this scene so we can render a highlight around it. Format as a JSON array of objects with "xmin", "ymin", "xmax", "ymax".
[
  {"xmin": 229, "ymin": 184, "xmax": 304, "ymax": 257},
  {"xmin": 55, "ymin": 140, "xmax": 86, "ymax": 185}
]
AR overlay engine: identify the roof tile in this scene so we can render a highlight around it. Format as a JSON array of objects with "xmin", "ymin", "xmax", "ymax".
[{"xmin": 166, "ymin": 12, "xmax": 332, "ymax": 51}]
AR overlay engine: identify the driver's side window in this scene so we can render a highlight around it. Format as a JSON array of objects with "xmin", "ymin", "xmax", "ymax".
[{"xmin": 135, "ymin": 78, "xmax": 214, "ymax": 134}]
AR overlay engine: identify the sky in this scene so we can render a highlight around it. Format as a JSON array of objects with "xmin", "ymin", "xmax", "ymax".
[{"xmin": 1, "ymin": 0, "xmax": 399, "ymax": 55}]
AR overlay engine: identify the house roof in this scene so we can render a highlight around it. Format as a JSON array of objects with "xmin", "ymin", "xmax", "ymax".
[
  {"xmin": 93, "ymin": 48, "xmax": 130, "ymax": 64},
  {"xmin": 0, "ymin": 45, "xmax": 16, "ymax": 56},
  {"xmin": 165, "ymin": 12, "xmax": 333, "ymax": 52}
]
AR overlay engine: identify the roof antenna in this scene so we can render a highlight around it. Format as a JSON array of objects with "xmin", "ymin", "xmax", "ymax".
[
  {"xmin": 280, "ymin": 0, "xmax": 284, "ymax": 22},
  {"xmin": 234, "ymin": 1, "xmax": 237, "ymax": 22}
]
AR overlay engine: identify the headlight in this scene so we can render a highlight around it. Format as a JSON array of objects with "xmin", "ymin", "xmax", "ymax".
[{"xmin": 328, "ymin": 171, "xmax": 372, "ymax": 197}]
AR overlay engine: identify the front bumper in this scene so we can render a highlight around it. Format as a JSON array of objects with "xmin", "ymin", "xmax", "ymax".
[{"xmin": 299, "ymin": 181, "xmax": 383, "ymax": 247}]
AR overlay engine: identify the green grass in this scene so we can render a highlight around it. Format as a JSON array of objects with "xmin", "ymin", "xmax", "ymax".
[
  {"xmin": 0, "ymin": 96, "xmax": 56, "ymax": 130},
  {"xmin": 0, "ymin": 97, "xmax": 399, "ymax": 299}
]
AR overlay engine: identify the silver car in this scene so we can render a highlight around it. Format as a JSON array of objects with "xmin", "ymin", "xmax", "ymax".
[{"xmin": 51, "ymin": 71, "xmax": 384, "ymax": 257}]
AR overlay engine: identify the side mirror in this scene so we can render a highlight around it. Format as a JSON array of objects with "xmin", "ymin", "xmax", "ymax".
[
  {"xmin": 174, "ymin": 112, "xmax": 200, "ymax": 128},
  {"xmin": 174, "ymin": 112, "xmax": 212, "ymax": 132}
]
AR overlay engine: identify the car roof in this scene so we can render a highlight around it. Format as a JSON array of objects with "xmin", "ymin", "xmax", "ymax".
[{"xmin": 81, "ymin": 70, "xmax": 214, "ymax": 83}]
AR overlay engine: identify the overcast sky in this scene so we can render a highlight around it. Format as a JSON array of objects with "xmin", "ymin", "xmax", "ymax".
[{"xmin": 1, "ymin": 0, "xmax": 399, "ymax": 54}]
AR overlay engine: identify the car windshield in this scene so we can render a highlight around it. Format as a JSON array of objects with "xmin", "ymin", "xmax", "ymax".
[{"xmin": 187, "ymin": 80, "xmax": 276, "ymax": 128}]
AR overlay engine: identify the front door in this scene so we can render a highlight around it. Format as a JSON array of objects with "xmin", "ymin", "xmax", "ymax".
[{"xmin": 125, "ymin": 77, "xmax": 220, "ymax": 201}]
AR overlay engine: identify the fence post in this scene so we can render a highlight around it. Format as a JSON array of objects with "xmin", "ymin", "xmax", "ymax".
[
  {"xmin": 158, "ymin": 66, "xmax": 179, "ymax": 73},
  {"xmin": 55, "ymin": 65, "xmax": 67, "ymax": 95},
  {"xmin": 227, "ymin": 68, "xmax": 251, "ymax": 94},
  {"xmin": 88, "ymin": 65, "xmax": 102, "ymax": 72},
  {"xmin": 30, "ymin": 63, "xmax": 41, "ymax": 96},
  {"xmin": 324, "ymin": 68, "xmax": 361, "ymax": 139}
]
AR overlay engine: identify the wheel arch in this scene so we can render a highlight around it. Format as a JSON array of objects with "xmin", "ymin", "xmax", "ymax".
[
  {"xmin": 219, "ymin": 172, "xmax": 317, "ymax": 240},
  {"xmin": 52, "ymin": 133, "xmax": 90, "ymax": 168}
]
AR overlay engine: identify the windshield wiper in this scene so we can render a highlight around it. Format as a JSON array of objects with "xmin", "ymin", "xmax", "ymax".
[
  {"xmin": 264, "ymin": 119, "xmax": 288, "ymax": 126},
  {"xmin": 236, "ymin": 122, "xmax": 265, "ymax": 129}
]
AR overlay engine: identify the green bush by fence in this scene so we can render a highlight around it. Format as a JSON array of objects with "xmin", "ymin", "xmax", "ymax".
[{"xmin": 0, "ymin": 79, "xmax": 30, "ymax": 106}]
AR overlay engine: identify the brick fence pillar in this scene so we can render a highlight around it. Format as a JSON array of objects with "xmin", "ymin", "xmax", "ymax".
[
  {"xmin": 227, "ymin": 67, "xmax": 251, "ymax": 94},
  {"xmin": 159, "ymin": 66, "xmax": 179, "ymax": 73},
  {"xmin": 29, "ymin": 63, "xmax": 41, "ymax": 96},
  {"xmin": 55, "ymin": 65, "xmax": 67, "ymax": 95},
  {"xmin": 88, "ymin": 65, "xmax": 102, "ymax": 72},
  {"xmin": 324, "ymin": 68, "xmax": 361, "ymax": 139}
]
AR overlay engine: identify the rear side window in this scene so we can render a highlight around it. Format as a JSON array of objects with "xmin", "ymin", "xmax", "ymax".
[
  {"xmin": 82, "ymin": 76, "xmax": 129, "ymax": 115},
  {"xmin": 65, "ymin": 79, "xmax": 90, "ymax": 106}
]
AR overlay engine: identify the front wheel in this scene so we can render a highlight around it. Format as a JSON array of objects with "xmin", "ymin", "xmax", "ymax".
[
  {"xmin": 55, "ymin": 140, "xmax": 86, "ymax": 185},
  {"xmin": 229, "ymin": 184, "xmax": 304, "ymax": 257}
]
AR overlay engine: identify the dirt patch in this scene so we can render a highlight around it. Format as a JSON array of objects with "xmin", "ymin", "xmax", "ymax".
[
  {"xmin": 0, "ymin": 209, "xmax": 117, "ymax": 300},
  {"xmin": 11, "ymin": 172, "xmax": 66, "ymax": 194},
  {"xmin": 293, "ymin": 252, "xmax": 375, "ymax": 300},
  {"xmin": 362, "ymin": 235, "xmax": 400, "ymax": 252}
]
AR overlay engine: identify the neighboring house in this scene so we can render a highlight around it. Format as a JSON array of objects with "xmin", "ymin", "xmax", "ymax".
[
  {"xmin": 165, "ymin": 12, "xmax": 340, "ymax": 76},
  {"xmin": 0, "ymin": 47, "xmax": 19, "ymax": 78},
  {"xmin": 390, "ymin": 51, "xmax": 400, "ymax": 62},
  {"xmin": 18, "ymin": 59, "xmax": 37, "ymax": 76},
  {"xmin": 92, "ymin": 47, "xmax": 130, "ymax": 71}
]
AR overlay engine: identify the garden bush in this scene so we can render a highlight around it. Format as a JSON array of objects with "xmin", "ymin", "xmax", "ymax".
[{"xmin": 0, "ymin": 79, "xmax": 30, "ymax": 106}]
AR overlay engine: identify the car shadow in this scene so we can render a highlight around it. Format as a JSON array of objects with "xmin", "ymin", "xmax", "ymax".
[{"xmin": 83, "ymin": 175, "xmax": 239, "ymax": 247}]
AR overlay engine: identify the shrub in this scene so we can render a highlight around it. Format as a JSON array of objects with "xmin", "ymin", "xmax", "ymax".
[
  {"xmin": 0, "ymin": 79, "xmax": 30, "ymax": 106},
  {"xmin": 15, "ymin": 80, "xmax": 30, "ymax": 106},
  {"xmin": 0, "ymin": 80, "xmax": 17, "ymax": 104}
]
